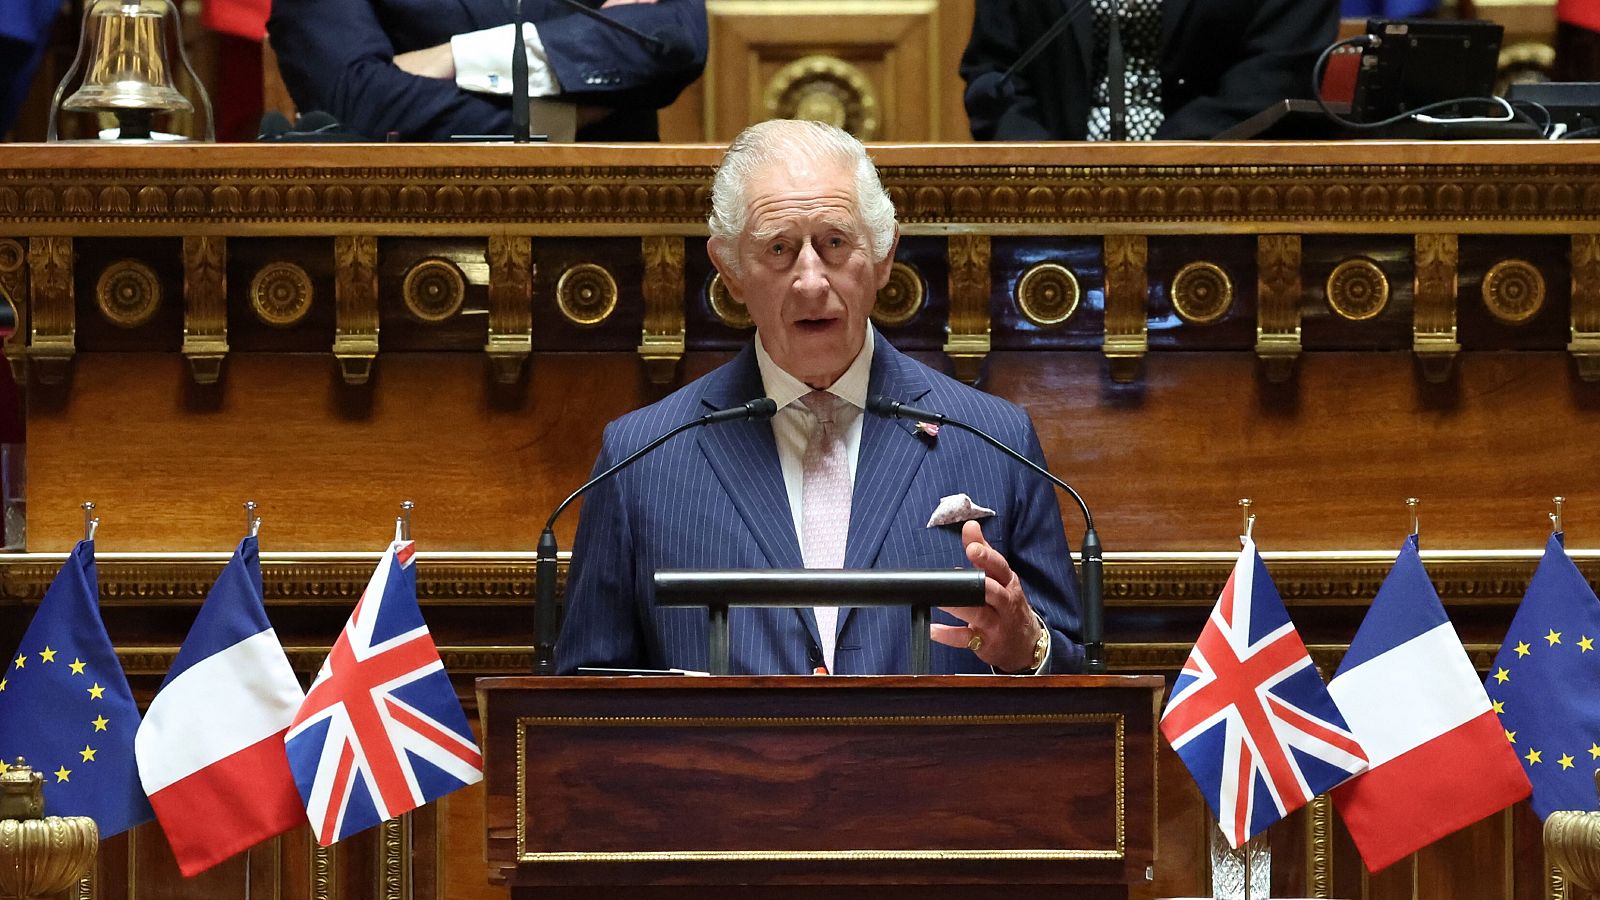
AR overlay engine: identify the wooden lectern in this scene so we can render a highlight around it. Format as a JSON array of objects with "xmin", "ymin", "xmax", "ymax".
[{"xmin": 479, "ymin": 675, "xmax": 1161, "ymax": 899}]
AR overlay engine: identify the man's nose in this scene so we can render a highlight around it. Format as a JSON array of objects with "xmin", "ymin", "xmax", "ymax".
[{"xmin": 793, "ymin": 240, "xmax": 828, "ymax": 296}]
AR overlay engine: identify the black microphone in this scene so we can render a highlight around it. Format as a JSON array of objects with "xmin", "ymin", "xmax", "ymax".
[
  {"xmin": 866, "ymin": 394, "xmax": 1105, "ymax": 675},
  {"xmin": 547, "ymin": 0, "xmax": 694, "ymax": 67},
  {"xmin": 534, "ymin": 397, "xmax": 779, "ymax": 674},
  {"xmin": 511, "ymin": 0, "xmax": 530, "ymax": 143}
]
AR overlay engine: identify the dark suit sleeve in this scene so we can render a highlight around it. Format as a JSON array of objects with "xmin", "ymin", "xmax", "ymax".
[
  {"xmin": 1007, "ymin": 419, "xmax": 1085, "ymax": 673},
  {"xmin": 537, "ymin": 0, "xmax": 707, "ymax": 109},
  {"xmin": 959, "ymin": 0, "xmax": 1058, "ymax": 140},
  {"xmin": 554, "ymin": 425, "xmax": 646, "ymax": 674},
  {"xmin": 1156, "ymin": 0, "xmax": 1339, "ymax": 139},
  {"xmin": 268, "ymin": 0, "xmax": 517, "ymax": 140}
]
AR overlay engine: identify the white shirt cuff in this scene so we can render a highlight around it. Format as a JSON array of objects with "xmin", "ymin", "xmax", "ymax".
[{"xmin": 451, "ymin": 23, "xmax": 562, "ymax": 97}]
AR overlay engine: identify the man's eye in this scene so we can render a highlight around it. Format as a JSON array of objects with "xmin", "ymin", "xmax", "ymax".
[{"xmin": 769, "ymin": 242, "xmax": 788, "ymax": 255}]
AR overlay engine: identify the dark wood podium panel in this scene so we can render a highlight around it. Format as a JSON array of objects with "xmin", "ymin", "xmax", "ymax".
[{"xmin": 479, "ymin": 675, "xmax": 1161, "ymax": 898}]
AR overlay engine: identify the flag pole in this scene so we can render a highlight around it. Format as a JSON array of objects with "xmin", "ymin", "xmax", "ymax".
[
  {"xmin": 397, "ymin": 500, "xmax": 414, "ymax": 542},
  {"xmin": 244, "ymin": 500, "xmax": 260, "ymax": 538},
  {"xmin": 81, "ymin": 501, "xmax": 97, "ymax": 541},
  {"xmin": 1552, "ymin": 496, "xmax": 1565, "ymax": 534}
]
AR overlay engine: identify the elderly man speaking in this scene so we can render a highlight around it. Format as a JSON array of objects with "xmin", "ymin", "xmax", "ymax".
[{"xmin": 555, "ymin": 119, "xmax": 1083, "ymax": 675}]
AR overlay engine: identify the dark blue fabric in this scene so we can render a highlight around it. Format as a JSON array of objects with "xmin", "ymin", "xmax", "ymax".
[
  {"xmin": 0, "ymin": 0, "xmax": 62, "ymax": 136},
  {"xmin": 1340, "ymin": 0, "xmax": 1439, "ymax": 17},
  {"xmin": 266, "ymin": 0, "xmax": 706, "ymax": 141},
  {"xmin": 1485, "ymin": 534, "xmax": 1600, "ymax": 820},
  {"xmin": 0, "ymin": 541, "xmax": 154, "ymax": 837},
  {"xmin": 556, "ymin": 333, "xmax": 1085, "ymax": 675}
]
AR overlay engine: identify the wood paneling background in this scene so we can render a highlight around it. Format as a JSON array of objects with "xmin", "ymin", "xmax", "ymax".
[{"xmin": 2, "ymin": 142, "xmax": 1598, "ymax": 900}]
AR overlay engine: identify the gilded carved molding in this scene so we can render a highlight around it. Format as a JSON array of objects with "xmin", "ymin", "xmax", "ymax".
[
  {"xmin": 1103, "ymin": 235, "xmax": 1148, "ymax": 384},
  {"xmin": 334, "ymin": 236, "xmax": 379, "ymax": 385},
  {"xmin": 0, "ymin": 238, "xmax": 27, "ymax": 384},
  {"xmin": 1413, "ymin": 234, "xmax": 1460, "ymax": 384},
  {"xmin": 182, "ymin": 236, "xmax": 227, "ymax": 384},
  {"xmin": 7, "ymin": 153, "xmax": 1600, "ymax": 231},
  {"xmin": 638, "ymin": 236, "xmax": 686, "ymax": 385},
  {"xmin": 486, "ymin": 236, "xmax": 533, "ymax": 385},
  {"xmin": 26, "ymin": 236, "xmax": 73, "ymax": 385},
  {"xmin": 1255, "ymin": 235, "xmax": 1301, "ymax": 383},
  {"xmin": 1570, "ymin": 235, "xmax": 1600, "ymax": 381},
  {"xmin": 1306, "ymin": 793, "xmax": 1333, "ymax": 898},
  {"xmin": 944, "ymin": 235, "xmax": 991, "ymax": 384}
]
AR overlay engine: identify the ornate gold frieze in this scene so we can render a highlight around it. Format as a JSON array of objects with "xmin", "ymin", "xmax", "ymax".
[
  {"xmin": 1015, "ymin": 262, "xmax": 1080, "ymax": 327},
  {"xmin": 871, "ymin": 261, "xmax": 923, "ymax": 327},
  {"xmin": 1170, "ymin": 261, "xmax": 1233, "ymax": 326},
  {"xmin": 485, "ymin": 235, "xmax": 532, "ymax": 385},
  {"xmin": 401, "ymin": 257, "xmax": 466, "ymax": 324},
  {"xmin": 1103, "ymin": 235, "xmax": 1148, "ymax": 383},
  {"xmin": 95, "ymin": 259, "xmax": 161, "ymax": 329},
  {"xmin": 26, "ymin": 237, "xmax": 73, "ymax": 385},
  {"xmin": 1482, "ymin": 258, "xmax": 1546, "ymax": 325},
  {"xmin": 1326, "ymin": 257, "xmax": 1389, "ymax": 322},
  {"xmin": 555, "ymin": 263, "xmax": 618, "ymax": 327},
  {"xmin": 1414, "ymin": 234, "xmax": 1460, "ymax": 384},
  {"xmin": 945, "ymin": 235, "xmax": 991, "ymax": 384},
  {"xmin": 1256, "ymin": 235, "xmax": 1301, "ymax": 383},
  {"xmin": 6, "ymin": 148, "xmax": 1600, "ymax": 231},
  {"xmin": 1572, "ymin": 235, "xmax": 1600, "ymax": 381},
  {"xmin": 639, "ymin": 236, "xmax": 686, "ymax": 385},
  {"xmin": 311, "ymin": 840, "xmax": 333, "ymax": 900},
  {"xmin": 707, "ymin": 273, "xmax": 752, "ymax": 330},
  {"xmin": 182, "ymin": 236, "xmax": 227, "ymax": 384},
  {"xmin": 763, "ymin": 55, "xmax": 881, "ymax": 140},
  {"xmin": 0, "ymin": 238, "xmax": 28, "ymax": 384},
  {"xmin": 250, "ymin": 261, "xmax": 313, "ymax": 328},
  {"xmin": 334, "ymin": 235, "xmax": 380, "ymax": 385}
]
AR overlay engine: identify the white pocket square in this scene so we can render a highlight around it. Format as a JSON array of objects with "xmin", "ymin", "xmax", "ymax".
[{"xmin": 926, "ymin": 493, "xmax": 996, "ymax": 528}]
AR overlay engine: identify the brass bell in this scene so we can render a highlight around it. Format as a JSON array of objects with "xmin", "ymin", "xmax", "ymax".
[{"xmin": 49, "ymin": 0, "xmax": 213, "ymax": 141}]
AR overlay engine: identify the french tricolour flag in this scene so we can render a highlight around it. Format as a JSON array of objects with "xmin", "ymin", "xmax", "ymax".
[
  {"xmin": 1327, "ymin": 535, "xmax": 1530, "ymax": 872},
  {"xmin": 135, "ymin": 536, "xmax": 306, "ymax": 877}
]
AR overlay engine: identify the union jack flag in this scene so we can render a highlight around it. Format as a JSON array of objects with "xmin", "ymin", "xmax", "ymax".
[
  {"xmin": 285, "ymin": 540, "xmax": 483, "ymax": 845},
  {"xmin": 1160, "ymin": 540, "xmax": 1368, "ymax": 848}
]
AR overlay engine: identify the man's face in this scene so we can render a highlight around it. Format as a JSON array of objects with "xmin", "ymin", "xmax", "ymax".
[{"xmin": 710, "ymin": 157, "xmax": 898, "ymax": 389}]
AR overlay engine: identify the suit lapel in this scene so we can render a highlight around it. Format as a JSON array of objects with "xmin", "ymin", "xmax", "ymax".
[
  {"xmin": 696, "ymin": 345, "xmax": 804, "ymax": 572},
  {"xmin": 844, "ymin": 335, "xmax": 933, "ymax": 570}
]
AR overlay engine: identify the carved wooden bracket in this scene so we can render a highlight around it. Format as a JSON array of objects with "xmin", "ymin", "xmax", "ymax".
[
  {"xmin": 1255, "ymin": 235, "xmax": 1303, "ymax": 384},
  {"xmin": 182, "ymin": 236, "xmax": 228, "ymax": 384},
  {"xmin": 486, "ymin": 235, "xmax": 533, "ymax": 385},
  {"xmin": 27, "ymin": 237, "xmax": 74, "ymax": 386},
  {"xmin": 1103, "ymin": 235, "xmax": 1148, "ymax": 384},
  {"xmin": 944, "ymin": 234, "xmax": 991, "ymax": 385},
  {"xmin": 638, "ymin": 236, "xmax": 686, "ymax": 385},
  {"xmin": 333, "ymin": 236, "xmax": 379, "ymax": 385},
  {"xmin": 0, "ymin": 239, "xmax": 28, "ymax": 386},
  {"xmin": 1570, "ymin": 234, "xmax": 1600, "ymax": 382},
  {"xmin": 1413, "ymin": 234, "xmax": 1460, "ymax": 384}
]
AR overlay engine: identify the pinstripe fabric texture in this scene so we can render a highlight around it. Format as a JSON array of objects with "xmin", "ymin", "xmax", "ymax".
[{"xmin": 554, "ymin": 331, "xmax": 1085, "ymax": 675}]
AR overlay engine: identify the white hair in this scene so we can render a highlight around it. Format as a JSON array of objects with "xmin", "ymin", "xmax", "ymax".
[{"xmin": 707, "ymin": 119, "xmax": 897, "ymax": 273}]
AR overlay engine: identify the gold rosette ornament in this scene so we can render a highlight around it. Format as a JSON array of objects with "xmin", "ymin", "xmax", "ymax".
[{"xmin": 0, "ymin": 758, "xmax": 98, "ymax": 900}]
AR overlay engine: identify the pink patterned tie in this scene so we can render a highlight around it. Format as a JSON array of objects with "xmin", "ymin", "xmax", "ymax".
[{"xmin": 800, "ymin": 390, "xmax": 851, "ymax": 672}]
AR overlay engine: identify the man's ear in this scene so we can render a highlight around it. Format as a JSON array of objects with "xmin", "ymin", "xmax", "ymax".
[
  {"xmin": 873, "ymin": 229, "xmax": 901, "ymax": 289},
  {"xmin": 708, "ymin": 237, "xmax": 741, "ymax": 298}
]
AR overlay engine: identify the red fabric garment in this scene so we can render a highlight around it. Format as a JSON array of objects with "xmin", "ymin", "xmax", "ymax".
[
  {"xmin": 1560, "ymin": 0, "xmax": 1600, "ymax": 33},
  {"xmin": 202, "ymin": 0, "xmax": 269, "ymax": 41}
]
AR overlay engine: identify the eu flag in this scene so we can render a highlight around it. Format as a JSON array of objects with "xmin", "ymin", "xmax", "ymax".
[
  {"xmin": 0, "ymin": 540, "xmax": 153, "ymax": 837},
  {"xmin": 1485, "ymin": 533, "xmax": 1600, "ymax": 820}
]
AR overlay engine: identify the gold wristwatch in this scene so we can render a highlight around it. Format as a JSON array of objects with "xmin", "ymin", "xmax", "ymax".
[{"xmin": 1027, "ymin": 614, "xmax": 1050, "ymax": 671}]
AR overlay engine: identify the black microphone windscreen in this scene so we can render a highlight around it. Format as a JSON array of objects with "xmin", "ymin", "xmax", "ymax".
[
  {"xmin": 257, "ymin": 111, "xmax": 291, "ymax": 140},
  {"xmin": 866, "ymin": 395, "xmax": 898, "ymax": 417},
  {"xmin": 747, "ymin": 397, "xmax": 778, "ymax": 420},
  {"xmin": 294, "ymin": 110, "xmax": 339, "ymax": 132}
]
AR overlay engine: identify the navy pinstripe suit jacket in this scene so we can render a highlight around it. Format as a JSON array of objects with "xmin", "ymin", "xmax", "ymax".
[{"xmin": 555, "ymin": 332, "xmax": 1084, "ymax": 675}]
